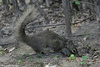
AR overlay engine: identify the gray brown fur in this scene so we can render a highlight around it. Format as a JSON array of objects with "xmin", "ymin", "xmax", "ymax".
[{"xmin": 14, "ymin": 4, "xmax": 78, "ymax": 56}]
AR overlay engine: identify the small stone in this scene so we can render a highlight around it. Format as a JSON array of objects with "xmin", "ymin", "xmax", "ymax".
[
  {"xmin": 52, "ymin": 21, "xmax": 56, "ymax": 24},
  {"xmin": 8, "ymin": 47, "xmax": 15, "ymax": 52},
  {"xmin": 77, "ymin": 42, "xmax": 83, "ymax": 45},
  {"xmin": 45, "ymin": 63, "xmax": 57, "ymax": 67}
]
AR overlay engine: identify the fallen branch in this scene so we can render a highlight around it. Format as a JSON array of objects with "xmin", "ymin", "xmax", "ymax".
[{"xmin": 29, "ymin": 15, "xmax": 94, "ymax": 28}]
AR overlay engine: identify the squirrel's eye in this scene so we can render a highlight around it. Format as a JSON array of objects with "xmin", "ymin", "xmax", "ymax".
[{"xmin": 72, "ymin": 49, "xmax": 76, "ymax": 53}]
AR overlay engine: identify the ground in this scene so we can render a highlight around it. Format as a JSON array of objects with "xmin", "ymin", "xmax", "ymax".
[{"xmin": 0, "ymin": 0, "xmax": 100, "ymax": 67}]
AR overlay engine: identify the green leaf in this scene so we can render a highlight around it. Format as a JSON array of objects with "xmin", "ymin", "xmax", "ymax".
[
  {"xmin": 84, "ymin": 32, "xmax": 88, "ymax": 38},
  {"xmin": 72, "ymin": 57, "xmax": 75, "ymax": 60},
  {"xmin": 40, "ymin": 63, "xmax": 44, "ymax": 67},
  {"xmin": 72, "ymin": 0, "xmax": 78, "ymax": 3},
  {"xmin": 25, "ymin": 52, "xmax": 32, "ymax": 61},
  {"xmin": 82, "ymin": 56, "xmax": 87, "ymax": 60},
  {"xmin": 72, "ymin": 1, "xmax": 75, "ymax": 3},
  {"xmin": 75, "ymin": 2, "xmax": 80, "ymax": 5},
  {"xmin": 80, "ymin": 62, "xmax": 86, "ymax": 64},
  {"xmin": 18, "ymin": 60, "xmax": 22, "ymax": 64},
  {"xmin": 54, "ymin": 55, "xmax": 59, "ymax": 58},
  {"xmin": 2, "ymin": 48, "xmax": 4, "ymax": 54},
  {"xmin": 70, "ymin": 54, "xmax": 74, "ymax": 58},
  {"xmin": 1, "ymin": 2, "xmax": 3, "ymax": 4}
]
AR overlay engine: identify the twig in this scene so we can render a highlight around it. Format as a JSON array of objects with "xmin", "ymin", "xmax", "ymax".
[
  {"xmin": 31, "ymin": 23, "xmax": 65, "ymax": 28},
  {"xmin": 72, "ymin": 15, "xmax": 94, "ymax": 25}
]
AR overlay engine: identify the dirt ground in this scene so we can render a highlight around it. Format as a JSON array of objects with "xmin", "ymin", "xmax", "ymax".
[{"xmin": 0, "ymin": 0, "xmax": 100, "ymax": 67}]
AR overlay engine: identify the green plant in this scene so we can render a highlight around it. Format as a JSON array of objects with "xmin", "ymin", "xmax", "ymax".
[
  {"xmin": 80, "ymin": 56, "xmax": 87, "ymax": 65},
  {"xmin": 0, "ymin": 2, "xmax": 3, "ymax": 4},
  {"xmin": 2, "ymin": 48, "xmax": 4, "ymax": 54},
  {"xmin": 0, "ymin": 48, "xmax": 4, "ymax": 55},
  {"xmin": 18, "ymin": 59, "xmax": 22, "ymax": 65},
  {"xmin": 40, "ymin": 52, "xmax": 43, "ymax": 57},
  {"xmin": 70, "ymin": 54, "xmax": 75, "ymax": 60},
  {"xmin": 75, "ymin": 1, "xmax": 80, "ymax": 5},
  {"xmin": 25, "ymin": 52, "xmax": 32, "ymax": 62},
  {"xmin": 35, "ymin": 57, "xmax": 39, "ymax": 63},
  {"xmin": 18, "ymin": 49, "xmax": 22, "ymax": 65},
  {"xmin": 66, "ymin": 54, "xmax": 76, "ymax": 67},
  {"xmin": 72, "ymin": 0, "xmax": 80, "ymax": 5},
  {"xmin": 83, "ymin": 32, "xmax": 88, "ymax": 38},
  {"xmin": 53, "ymin": 55, "xmax": 59, "ymax": 58},
  {"xmin": 40, "ymin": 62, "xmax": 44, "ymax": 67}
]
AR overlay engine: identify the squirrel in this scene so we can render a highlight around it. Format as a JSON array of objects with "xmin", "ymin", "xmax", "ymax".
[{"xmin": 14, "ymin": 4, "xmax": 78, "ymax": 56}]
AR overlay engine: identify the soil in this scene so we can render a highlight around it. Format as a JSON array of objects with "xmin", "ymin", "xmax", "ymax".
[{"xmin": 0, "ymin": 0, "xmax": 100, "ymax": 67}]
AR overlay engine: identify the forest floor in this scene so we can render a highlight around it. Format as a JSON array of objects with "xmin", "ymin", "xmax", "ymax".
[{"xmin": 0, "ymin": 0, "xmax": 100, "ymax": 67}]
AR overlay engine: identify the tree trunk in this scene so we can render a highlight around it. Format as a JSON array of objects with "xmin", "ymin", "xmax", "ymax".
[
  {"xmin": 94, "ymin": 0, "xmax": 100, "ymax": 30},
  {"xmin": 62, "ymin": 0, "xmax": 72, "ymax": 39}
]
